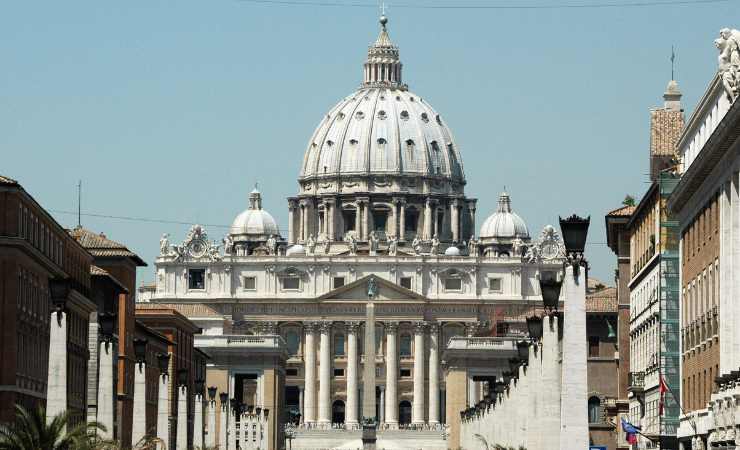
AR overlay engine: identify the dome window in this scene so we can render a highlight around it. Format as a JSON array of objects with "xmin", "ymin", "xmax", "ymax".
[
  {"xmin": 409, "ymin": 97, "xmax": 415, "ymax": 102},
  {"xmin": 405, "ymin": 139, "xmax": 414, "ymax": 147},
  {"xmin": 377, "ymin": 110, "xmax": 387, "ymax": 120},
  {"xmin": 326, "ymin": 140, "xmax": 334, "ymax": 147},
  {"xmin": 400, "ymin": 110, "xmax": 409, "ymax": 121},
  {"xmin": 337, "ymin": 112, "xmax": 345, "ymax": 121},
  {"xmin": 436, "ymin": 114, "xmax": 442, "ymax": 124},
  {"xmin": 349, "ymin": 139, "xmax": 359, "ymax": 146},
  {"xmin": 396, "ymin": 96, "xmax": 401, "ymax": 101},
  {"xmin": 430, "ymin": 141, "xmax": 440, "ymax": 152},
  {"xmin": 355, "ymin": 111, "xmax": 365, "ymax": 120},
  {"xmin": 377, "ymin": 138, "xmax": 387, "ymax": 145},
  {"xmin": 421, "ymin": 113, "xmax": 429, "ymax": 123}
]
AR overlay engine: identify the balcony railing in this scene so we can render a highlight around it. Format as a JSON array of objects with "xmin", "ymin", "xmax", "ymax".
[{"xmin": 628, "ymin": 371, "xmax": 645, "ymax": 393}]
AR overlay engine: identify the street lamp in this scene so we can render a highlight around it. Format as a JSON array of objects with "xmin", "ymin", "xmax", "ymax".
[
  {"xmin": 559, "ymin": 215, "xmax": 590, "ymax": 275},
  {"xmin": 516, "ymin": 341, "xmax": 530, "ymax": 363},
  {"xmin": 98, "ymin": 312, "xmax": 116, "ymax": 343},
  {"xmin": 194, "ymin": 379, "xmax": 204, "ymax": 396},
  {"xmin": 219, "ymin": 392, "xmax": 229, "ymax": 407},
  {"xmin": 207, "ymin": 386, "xmax": 217, "ymax": 402},
  {"xmin": 508, "ymin": 358, "xmax": 520, "ymax": 374},
  {"xmin": 133, "ymin": 338, "xmax": 148, "ymax": 365},
  {"xmin": 177, "ymin": 368, "xmax": 188, "ymax": 387},
  {"xmin": 526, "ymin": 315, "xmax": 543, "ymax": 341},
  {"xmin": 539, "ymin": 278, "xmax": 562, "ymax": 312},
  {"xmin": 156, "ymin": 353, "xmax": 170, "ymax": 375}
]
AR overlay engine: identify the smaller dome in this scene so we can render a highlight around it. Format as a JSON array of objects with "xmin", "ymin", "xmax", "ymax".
[
  {"xmin": 230, "ymin": 188, "xmax": 281, "ymax": 241},
  {"xmin": 286, "ymin": 244, "xmax": 306, "ymax": 256},
  {"xmin": 479, "ymin": 192, "xmax": 530, "ymax": 243},
  {"xmin": 444, "ymin": 246, "xmax": 461, "ymax": 256}
]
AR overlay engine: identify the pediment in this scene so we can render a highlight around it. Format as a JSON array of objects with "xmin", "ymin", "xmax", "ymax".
[{"xmin": 319, "ymin": 275, "xmax": 425, "ymax": 301}]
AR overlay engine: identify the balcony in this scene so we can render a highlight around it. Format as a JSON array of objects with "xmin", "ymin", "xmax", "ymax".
[{"xmin": 628, "ymin": 371, "xmax": 645, "ymax": 394}]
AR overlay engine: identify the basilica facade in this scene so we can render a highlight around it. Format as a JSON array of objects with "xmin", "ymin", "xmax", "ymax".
[{"xmin": 138, "ymin": 15, "xmax": 567, "ymax": 449}]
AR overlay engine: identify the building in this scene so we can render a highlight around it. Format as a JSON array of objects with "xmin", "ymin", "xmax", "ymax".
[
  {"xmin": 70, "ymin": 226, "xmax": 147, "ymax": 444},
  {"xmin": 136, "ymin": 15, "xmax": 585, "ymax": 450},
  {"xmin": 135, "ymin": 305, "xmax": 203, "ymax": 449},
  {"xmin": 0, "ymin": 175, "xmax": 96, "ymax": 426},
  {"xmin": 133, "ymin": 319, "xmax": 173, "ymax": 442},
  {"xmin": 668, "ymin": 27, "xmax": 739, "ymax": 450}
]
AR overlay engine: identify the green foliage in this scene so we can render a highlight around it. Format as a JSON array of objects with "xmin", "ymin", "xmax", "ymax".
[{"xmin": 622, "ymin": 195, "xmax": 636, "ymax": 207}]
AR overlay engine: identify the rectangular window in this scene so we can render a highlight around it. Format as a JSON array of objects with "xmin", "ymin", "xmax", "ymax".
[
  {"xmin": 282, "ymin": 277, "xmax": 300, "ymax": 290},
  {"xmin": 243, "ymin": 276, "xmax": 256, "ymax": 290},
  {"xmin": 444, "ymin": 278, "xmax": 462, "ymax": 292},
  {"xmin": 286, "ymin": 368, "xmax": 298, "ymax": 377},
  {"xmin": 188, "ymin": 269, "xmax": 205, "ymax": 290},
  {"xmin": 400, "ymin": 277, "xmax": 412, "ymax": 290},
  {"xmin": 333, "ymin": 368, "xmax": 345, "ymax": 377},
  {"xmin": 488, "ymin": 278, "xmax": 502, "ymax": 292},
  {"xmin": 589, "ymin": 336, "xmax": 600, "ymax": 357},
  {"xmin": 400, "ymin": 368, "xmax": 411, "ymax": 378},
  {"xmin": 333, "ymin": 277, "xmax": 345, "ymax": 289}
]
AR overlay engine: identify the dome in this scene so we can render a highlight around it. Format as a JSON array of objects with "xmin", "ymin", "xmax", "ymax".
[
  {"xmin": 286, "ymin": 244, "xmax": 306, "ymax": 256},
  {"xmin": 297, "ymin": 16, "xmax": 464, "ymax": 195},
  {"xmin": 444, "ymin": 246, "xmax": 461, "ymax": 256},
  {"xmin": 479, "ymin": 192, "xmax": 530, "ymax": 243},
  {"xmin": 230, "ymin": 188, "xmax": 280, "ymax": 241}
]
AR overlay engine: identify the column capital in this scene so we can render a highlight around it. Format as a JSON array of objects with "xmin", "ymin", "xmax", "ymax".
[
  {"xmin": 413, "ymin": 321, "xmax": 428, "ymax": 334},
  {"xmin": 318, "ymin": 321, "xmax": 333, "ymax": 334},
  {"xmin": 392, "ymin": 197, "xmax": 407, "ymax": 206},
  {"xmin": 346, "ymin": 321, "xmax": 362, "ymax": 333},
  {"xmin": 304, "ymin": 321, "xmax": 321, "ymax": 333},
  {"xmin": 356, "ymin": 196, "xmax": 370, "ymax": 205},
  {"xmin": 428, "ymin": 321, "xmax": 440, "ymax": 335},
  {"xmin": 299, "ymin": 198, "xmax": 311, "ymax": 207},
  {"xmin": 384, "ymin": 321, "xmax": 400, "ymax": 333},
  {"xmin": 451, "ymin": 198, "xmax": 462, "ymax": 208},
  {"xmin": 379, "ymin": 385, "xmax": 386, "ymax": 392}
]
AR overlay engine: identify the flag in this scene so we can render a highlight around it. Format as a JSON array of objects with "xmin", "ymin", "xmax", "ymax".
[
  {"xmin": 659, "ymin": 374, "xmax": 668, "ymax": 415},
  {"xmin": 621, "ymin": 417, "xmax": 640, "ymax": 445}
]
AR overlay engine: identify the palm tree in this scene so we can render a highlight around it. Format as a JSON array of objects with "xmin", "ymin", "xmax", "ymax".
[{"xmin": 0, "ymin": 405, "xmax": 80, "ymax": 450}]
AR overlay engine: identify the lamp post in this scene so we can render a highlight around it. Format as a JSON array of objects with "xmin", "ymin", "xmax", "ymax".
[
  {"xmin": 132, "ymin": 338, "xmax": 148, "ymax": 446},
  {"xmin": 559, "ymin": 215, "xmax": 590, "ymax": 276},
  {"xmin": 539, "ymin": 278, "xmax": 563, "ymax": 313},
  {"xmin": 97, "ymin": 310, "xmax": 117, "ymax": 439},
  {"xmin": 156, "ymin": 353, "xmax": 171, "ymax": 450}
]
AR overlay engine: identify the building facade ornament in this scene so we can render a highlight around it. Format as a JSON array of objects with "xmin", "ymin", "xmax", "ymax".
[{"xmin": 717, "ymin": 28, "xmax": 740, "ymax": 101}]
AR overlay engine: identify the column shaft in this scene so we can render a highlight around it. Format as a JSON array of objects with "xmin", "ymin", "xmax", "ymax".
[
  {"xmin": 355, "ymin": 204, "xmax": 362, "ymax": 237},
  {"xmin": 385, "ymin": 323, "xmax": 399, "ymax": 426},
  {"xmin": 46, "ymin": 311, "xmax": 67, "ymax": 424},
  {"xmin": 412, "ymin": 322, "xmax": 426, "ymax": 424},
  {"xmin": 97, "ymin": 341, "xmax": 115, "ymax": 439},
  {"xmin": 451, "ymin": 201, "xmax": 459, "ymax": 242},
  {"xmin": 157, "ymin": 374, "xmax": 170, "ymax": 450},
  {"xmin": 318, "ymin": 322, "xmax": 332, "ymax": 424},
  {"xmin": 132, "ymin": 362, "xmax": 147, "ymax": 446},
  {"xmin": 399, "ymin": 202, "xmax": 406, "ymax": 241},
  {"xmin": 176, "ymin": 386, "xmax": 188, "ymax": 450},
  {"xmin": 288, "ymin": 203, "xmax": 296, "ymax": 244},
  {"xmin": 193, "ymin": 394, "xmax": 204, "ymax": 450},
  {"xmin": 428, "ymin": 324, "xmax": 440, "ymax": 424},
  {"xmin": 218, "ymin": 404, "xmax": 228, "ymax": 450},
  {"xmin": 207, "ymin": 401, "xmax": 217, "ymax": 448},
  {"xmin": 346, "ymin": 322, "xmax": 360, "ymax": 426},
  {"xmin": 379, "ymin": 386, "xmax": 386, "ymax": 424},
  {"xmin": 424, "ymin": 200, "xmax": 433, "ymax": 240},
  {"xmin": 304, "ymin": 324, "xmax": 318, "ymax": 423},
  {"xmin": 298, "ymin": 387, "xmax": 305, "ymax": 423}
]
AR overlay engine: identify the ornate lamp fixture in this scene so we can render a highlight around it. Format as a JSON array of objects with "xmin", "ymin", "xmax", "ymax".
[
  {"xmin": 559, "ymin": 214, "xmax": 590, "ymax": 275},
  {"xmin": 207, "ymin": 386, "xmax": 218, "ymax": 402},
  {"xmin": 156, "ymin": 353, "xmax": 170, "ymax": 375},
  {"xmin": 526, "ymin": 315, "xmax": 543, "ymax": 341},
  {"xmin": 98, "ymin": 312, "xmax": 116, "ymax": 343},
  {"xmin": 508, "ymin": 357, "xmax": 520, "ymax": 374},
  {"xmin": 230, "ymin": 399, "xmax": 239, "ymax": 413},
  {"xmin": 194, "ymin": 379, "xmax": 204, "ymax": 396},
  {"xmin": 539, "ymin": 278, "xmax": 562, "ymax": 312},
  {"xmin": 516, "ymin": 341, "xmax": 530, "ymax": 363},
  {"xmin": 133, "ymin": 338, "xmax": 148, "ymax": 365},
  {"xmin": 502, "ymin": 371, "xmax": 514, "ymax": 386},
  {"xmin": 49, "ymin": 278, "xmax": 71, "ymax": 318},
  {"xmin": 219, "ymin": 392, "xmax": 229, "ymax": 407},
  {"xmin": 263, "ymin": 409, "xmax": 270, "ymax": 419},
  {"xmin": 177, "ymin": 368, "xmax": 188, "ymax": 387}
]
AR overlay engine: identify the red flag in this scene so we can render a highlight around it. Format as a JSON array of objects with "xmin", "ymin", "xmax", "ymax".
[{"xmin": 659, "ymin": 375, "xmax": 668, "ymax": 415}]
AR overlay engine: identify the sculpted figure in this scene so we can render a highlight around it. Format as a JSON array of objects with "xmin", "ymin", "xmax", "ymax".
[
  {"xmin": 467, "ymin": 236, "xmax": 478, "ymax": 257},
  {"xmin": 412, "ymin": 236, "xmax": 422, "ymax": 254},
  {"xmin": 369, "ymin": 231, "xmax": 379, "ymax": 255},
  {"xmin": 388, "ymin": 235, "xmax": 398, "ymax": 256},
  {"xmin": 159, "ymin": 233, "xmax": 170, "ymax": 255},
  {"xmin": 717, "ymin": 36, "xmax": 738, "ymax": 100},
  {"xmin": 512, "ymin": 237, "xmax": 523, "ymax": 257},
  {"xmin": 266, "ymin": 234, "xmax": 277, "ymax": 255},
  {"xmin": 323, "ymin": 239, "xmax": 331, "ymax": 254},
  {"xmin": 306, "ymin": 234, "xmax": 316, "ymax": 255},
  {"xmin": 347, "ymin": 234, "xmax": 358, "ymax": 256},
  {"xmin": 222, "ymin": 235, "xmax": 233, "ymax": 255},
  {"xmin": 430, "ymin": 234, "xmax": 440, "ymax": 255}
]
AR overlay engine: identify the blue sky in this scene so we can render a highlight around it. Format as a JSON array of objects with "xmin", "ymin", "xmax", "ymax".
[{"xmin": 1, "ymin": 0, "xmax": 736, "ymax": 285}]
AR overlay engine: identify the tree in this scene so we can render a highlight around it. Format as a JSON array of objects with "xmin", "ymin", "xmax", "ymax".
[{"xmin": 622, "ymin": 195, "xmax": 636, "ymax": 207}]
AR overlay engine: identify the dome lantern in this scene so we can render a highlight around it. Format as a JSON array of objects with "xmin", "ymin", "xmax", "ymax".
[{"xmin": 363, "ymin": 14, "xmax": 404, "ymax": 89}]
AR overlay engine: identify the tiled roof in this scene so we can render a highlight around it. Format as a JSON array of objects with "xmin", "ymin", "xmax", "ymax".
[
  {"xmin": 0, "ymin": 175, "xmax": 19, "ymax": 186},
  {"xmin": 606, "ymin": 205, "xmax": 635, "ymax": 217},
  {"xmin": 586, "ymin": 287, "xmax": 618, "ymax": 313},
  {"xmin": 69, "ymin": 227, "xmax": 146, "ymax": 266},
  {"xmin": 90, "ymin": 264, "xmax": 129, "ymax": 293},
  {"xmin": 136, "ymin": 302, "xmax": 221, "ymax": 317}
]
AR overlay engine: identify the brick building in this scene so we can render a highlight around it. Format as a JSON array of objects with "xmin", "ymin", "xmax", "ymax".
[
  {"xmin": 70, "ymin": 227, "xmax": 146, "ymax": 444},
  {"xmin": 0, "ymin": 175, "xmax": 96, "ymax": 425}
]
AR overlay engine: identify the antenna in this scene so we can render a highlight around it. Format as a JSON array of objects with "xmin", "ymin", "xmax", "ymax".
[
  {"xmin": 380, "ymin": 1, "xmax": 386, "ymax": 15},
  {"xmin": 670, "ymin": 45, "xmax": 676, "ymax": 81},
  {"xmin": 77, "ymin": 180, "xmax": 82, "ymax": 228}
]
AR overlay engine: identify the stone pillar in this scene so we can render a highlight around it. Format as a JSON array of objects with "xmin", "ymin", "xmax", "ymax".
[
  {"xmin": 346, "ymin": 321, "xmax": 361, "ymax": 427},
  {"xmin": 229, "ymin": 404, "xmax": 237, "ymax": 450},
  {"xmin": 303, "ymin": 322, "xmax": 318, "ymax": 423},
  {"xmin": 46, "ymin": 310, "xmax": 67, "ymax": 424},
  {"xmin": 412, "ymin": 321, "xmax": 426, "ymax": 424},
  {"xmin": 240, "ymin": 411, "xmax": 247, "ymax": 450},
  {"xmin": 467, "ymin": 200, "xmax": 477, "ymax": 242},
  {"xmin": 328, "ymin": 198, "xmax": 336, "ymax": 241},
  {"xmin": 355, "ymin": 203, "xmax": 362, "ymax": 238},
  {"xmin": 132, "ymin": 361, "xmax": 147, "ymax": 446},
  {"xmin": 362, "ymin": 302, "xmax": 377, "ymax": 421},
  {"xmin": 384, "ymin": 322, "xmax": 399, "ymax": 427},
  {"xmin": 97, "ymin": 340, "xmax": 115, "ymax": 439},
  {"xmin": 379, "ymin": 386, "xmax": 386, "ymax": 424},
  {"xmin": 559, "ymin": 264, "xmax": 589, "ymax": 449},
  {"xmin": 424, "ymin": 198, "xmax": 433, "ymax": 240},
  {"xmin": 541, "ymin": 315, "xmax": 561, "ymax": 446},
  {"xmin": 176, "ymin": 385, "xmax": 188, "ymax": 450},
  {"xmin": 207, "ymin": 399, "xmax": 217, "ymax": 448},
  {"xmin": 363, "ymin": 202, "xmax": 372, "ymax": 241},
  {"xmin": 298, "ymin": 203, "xmax": 305, "ymax": 242},
  {"xmin": 398, "ymin": 200, "xmax": 406, "ymax": 241},
  {"xmin": 390, "ymin": 199, "xmax": 399, "ymax": 238},
  {"xmin": 157, "ymin": 373, "xmax": 170, "ymax": 450},
  {"xmin": 451, "ymin": 200, "xmax": 460, "ymax": 243},
  {"xmin": 193, "ymin": 393, "xmax": 204, "ymax": 450},
  {"xmin": 318, "ymin": 322, "xmax": 332, "ymax": 425},
  {"xmin": 288, "ymin": 199, "xmax": 297, "ymax": 244},
  {"xmin": 298, "ymin": 387, "xmax": 305, "ymax": 423},
  {"xmin": 428, "ymin": 323, "xmax": 440, "ymax": 424},
  {"xmin": 218, "ymin": 399, "xmax": 228, "ymax": 450}
]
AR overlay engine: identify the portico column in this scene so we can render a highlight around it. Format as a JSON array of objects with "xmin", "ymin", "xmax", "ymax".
[
  {"xmin": 288, "ymin": 199, "xmax": 297, "ymax": 244},
  {"xmin": 207, "ymin": 396, "xmax": 217, "ymax": 448},
  {"xmin": 157, "ymin": 369, "xmax": 170, "ymax": 450},
  {"xmin": 363, "ymin": 201, "xmax": 372, "ymax": 240},
  {"xmin": 346, "ymin": 321, "xmax": 361, "ymax": 427},
  {"xmin": 303, "ymin": 322, "xmax": 318, "ymax": 424},
  {"xmin": 379, "ymin": 386, "xmax": 386, "ymax": 424},
  {"xmin": 46, "ymin": 309, "xmax": 67, "ymax": 425},
  {"xmin": 412, "ymin": 321, "xmax": 427, "ymax": 424},
  {"xmin": 390, "ymin": 200, "xmax": 399, "ymax": 238},
  {"xmin": 384, "ymin": 322, "xmax": 399, "ymax": 428},
  {"xmin": 468, "ymin": 200, "xmax": 477, "ymax": 242},
  {"xmin": 428, "ymin": 322, "xmax": 440, "ymax": 424},
  {"xmin": 399, "ymin": 200, "xmax": 406, "ymax": 241},
  {"xmin": 318, "ymin": 321, "xmax": 333, "ymax": 425},
  {"xmin": 298, "ymin": 387, "xmax": 305, "ymax": 423},
  {"xmin": 298, "ymin": 203, "xmax": 306, "ymax": 242},
  {"xmin": 176, "ymin": 383, "xmax": 188, "ymax": 450},
  {"xmin": 132, "ymin": 359, "xmax": 147, "ymax": 446},
  {"xmin": 193, "ymin": 391, "xmax": 204, "ymax": 450},
  {"xmin": 355, "ymin": 202, "xmax": 362, "ymax": 238},
  {"xmin": 451, "ymin": 200, "xmax": 460, "ymax": 243},
  {"xmin": 218, "ymin": 398, "xmax": 228, "ymax": 450},
  {"xmin": 97, "ymin": 339, "xmax": 115, "ymax": 439},
  {"xmin": 424, "ymin": 198, "xmax": 433, "ymax": 240},
  {"xmin": 328, "ymin": 199, "xmax": 336, "ymax": 241}
]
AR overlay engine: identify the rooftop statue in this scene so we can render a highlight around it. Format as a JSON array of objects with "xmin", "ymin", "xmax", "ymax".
[{"xmin": 717, "ymin": 28, "xmax": 740, "ymax": 101}]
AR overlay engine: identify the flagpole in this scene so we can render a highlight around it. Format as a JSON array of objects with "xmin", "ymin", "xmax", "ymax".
[{"xmin": 659, "ymin": 370, "xmax": 699, "ymax": 438}]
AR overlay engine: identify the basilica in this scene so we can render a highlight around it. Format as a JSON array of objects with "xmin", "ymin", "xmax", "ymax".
[{"xmin": 138, "ymin": 14, "xmax": 567, "ymax": 450}]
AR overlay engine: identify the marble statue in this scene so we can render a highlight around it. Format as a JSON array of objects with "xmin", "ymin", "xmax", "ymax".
[
  {"xmin": 160, "ymin": 233, "xmax": 170, "ymax": 255},
  {"xmin": 347, "ymin": 234, "xmax": 358, "ymax": 256},
  {"xmin": 412, "ymin": 236, "xmax": 422, "ymax": 254},
  {"xmin": 388, "ymin": 235, "xmax": 398, "ymax": 256},
  {"xmin": 467, "ymin": 236, "xmax": 478, "ymax": 257},
  {"xmin": 209, "ymin": 241, "xmax": 222, "ymax": 261},
  {"xmin": 717, "ymin": 31, "xmax": 740, "ymax": 101},
  {"xmin": 369, "ymin": 231, "xmax": 379, "ymax": 255},
  {"xmin": 512, "ymin": 237, "xmax": 524, "ymax": 257},
  {"xmin": 266, "ymin": 234, "xmax": 278, "ymax": 256},
  {"xmin": 307, "ymin": 234, "xmax": 316, "ymax": 255},
  {"xmin": 323, "ymin": 239, "xmax": 331, "ymax": 254},
  {"xmin": 367, "ymin": 276, "xmax": 379, "ymax": 298},
  {"xmin": 430, "ymin": 234, "xmax": 440, "ymax": 255},
  {"xmin": 222, "ymin": 235, "xmax": 233, "ymax": 255}
]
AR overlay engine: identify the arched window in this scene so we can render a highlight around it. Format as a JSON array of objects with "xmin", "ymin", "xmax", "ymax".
[
  {"xmin": 286, "ymin": 330, "xmax": 300, "ymax": 356},
  {"xmin": 588, "ymin": 397, "xmax": 601, "ymax": 423},
  {"xmin": 400, "ymin": 333, "xmax": 412, "ymax": 357},
  {"xmin": 334, "ymin": 333, "xmax": 345, "ymax": 357}
]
